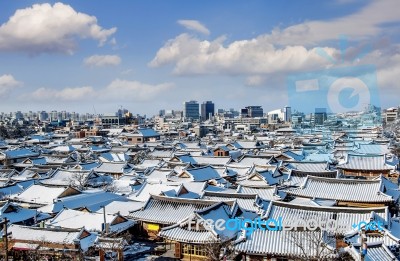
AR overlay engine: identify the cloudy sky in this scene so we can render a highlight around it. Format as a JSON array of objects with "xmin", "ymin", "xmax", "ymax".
[{"xmin": 0, "ymin": 0, "xmax": 399, "ymax": 116}]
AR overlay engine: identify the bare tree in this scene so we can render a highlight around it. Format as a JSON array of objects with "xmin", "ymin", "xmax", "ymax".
[
  {"xmin": 69, "ymin": 171, "xmax": 88, "ymax": 191},
  {"xmin": 131, "ymin": 150, "xmax": 148, "ymax": 165},
  {"xmin": 204, "ymin": 237, "xmax": 235, "ymax": 261},
  {"xmin": 94, "ymin": 237, "xmax": 125, "ymax": 261},
  {"xmin": 284, "ymin": 231, "xmax": 340, "ymax": 261},
  {"xmin": 282, "ymin": 231, "xmax": 353, "ymax": 260}
]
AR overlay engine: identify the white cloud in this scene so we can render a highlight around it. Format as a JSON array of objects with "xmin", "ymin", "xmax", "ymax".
[
  {"xmin": 0, "ymin": 74, "xmax": 22, "ymax": 97},
  {"xmin": 149, "ymin": 33, "xmax": 334, "ymax": 76},
  {"xmin": 0, "ymin": 2, "xmax": 116, "ymax": 54},
  {"xmin": 120, "ymin": 69, "xmax": 134, "ymax": 75},
  {"xmin": 102, "ymin": 79, "xmax": 174, "ymax": 102},
  {"xmin": 29, "ymin": 86, "xmax": 95, "ymax": 101},
  {"xmin": 245, "ymin": 75, "xmax": 266, "ymax": 86},
  {"xmin": 265, "ymin": 0, "xmax": 399, "ymax": 45},
  {"xmin": 24, "ymin": 79, "xmax": 174, "ymax": 103},
  {"xmin": 151, "ymin": 0, "xmax": 400, "ymax": 90},
  {"xmin": 84, "ymin": 55, "xmax": 121, "ymax": 67},
  {"xmin": 177, "ymin": 20, "xmax": 210, "ymax": 35}
]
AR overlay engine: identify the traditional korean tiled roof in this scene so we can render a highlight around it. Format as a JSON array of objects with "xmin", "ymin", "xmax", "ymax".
[
  {"xmin": 237, "ymin": 185, "xmax": 286, "ymax": 201},
  {"xmin": 7, "ymin": 224, "xmax": 96, "ymax": 250},
  {"xmin": 284, "ymin": 161, "xmax": 330, "ymax": 173},
  {"xmin": 234, "ymin": 230, "xmax": 336, "ymax": 258},
  {"xmin": 231, "ymin": 155, "xmax": 271, "ymax": 167},
  {"xmin": 191, "ymin": 156, "xmax": 231, "ymax": 166},
  {"xmin": 99, "ymin": 152, "xmax": 130, "ymax": 162},
  {"xmin": 181, "ymin": 165, "xmax": 222, "ymax": 182},
  {"xmin": 355, "ymin": 143, "xmax": 391, "ymax": 155},
  {"xmin": 1, "ymin": 148, "xmax": 40, "ymax": 160},
  {"xmin": 39, "ymin": 169, "xmax": 91, "ymax": 187},
  {"xmin": 337, "ymin": 154, "xmax": 394, "ymax": 171},
  {"xmin": 201, "ymin": 191, "xmax": 266, "ymax": 213},
  {"xmin": 159, "ymin": 224, "xmax": 218, "ymax": 243},
  {"xmin": 38, "ymin": 190, "xmax": 128, "ymax": 214},
  {"xmin": 0, "ymin": 201, "xmax": 37, "ymax": 224},
  {"xmin": 94, "ymin": 162, "xmax": 130, "ymax": 174},
  {"xmin": 346, "ymin": 244, "xmax": 397, "ymax": 261},
  {"xmin": 48, "ymin": 208, "xmax": 135, "ymax": 234},
  {"xmin": 264, "ymin": 201, "xmax": 389, "ymax": 233},
  {"xmin": 12, "ymin": 184, "xmax": 77, "ymax": 205},
  {"xmin": 285, "ymin": 176, "xmax": 394, "ymax": 203},
  {"xmin": 129, "ymin": 195, "xmax": 230, "ymax": 225}
]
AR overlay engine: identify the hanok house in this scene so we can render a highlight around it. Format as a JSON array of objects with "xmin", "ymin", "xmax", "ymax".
[
  {"xmin": 12, "ymin": 184, "xmax": 82, "ymax": 208},
  {"xmin": 0, "ymin": 201, "xmax": 38, "ymax": 225},
  {"xmin": 284, "ymin": 175, "xmax": 396, "ymax": 208},
  {"xmin": 47, "ymin": 208, "xmax": 135, "ymax": 236},
  {"xmin": 1, "ymin": 224, "xmax": 96, "ymax": 260},
  {"xmin": 234, "ymin": 229, "xmax": 337, "ymax": 260},
  {"xmin": 129, "ymin": 195, "xmax": 224, "ymax": 238},
  {"xmin": 213, "ymin": 146, "xmax": 230, "ymax": 157},
  {"xmin": 337, "ymin": 154, "xmax": 398, "ymax": 179},
  {"xmin": 118, "ymin": 128, "xmax": 160, "ymax": 144},
  {"xmin": 262, "ymin": 200, "xmax": 390, "ymax": 235},
  {"xmin": 0, "ymin": 148, "xmax": 40, "ymax": 167},
  {"xmin": 159, "ymin": 202, "xmax": 239, "ymax": 260}
]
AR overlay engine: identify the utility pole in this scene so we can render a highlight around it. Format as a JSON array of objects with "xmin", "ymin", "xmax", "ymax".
[
  {"xmin": 1, "ymin": 218, "xmax": 10, "ymax": 261},
  {"xmin": 102, "ymin": 206, "xmax": 107, "ymax": 235},
  {"xmin": 360, "ymin": 228, "xmax": 367, "ymax": 261}
]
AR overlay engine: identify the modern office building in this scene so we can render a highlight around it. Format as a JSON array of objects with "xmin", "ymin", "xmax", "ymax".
[
  {"xmin": 201, "ymin": 101, "xmax": 215, "ymax": 121},
  {"xmin": 385, "ymin": 107, "xmax": 398, "ymax": 124},
  {"xmin": 284, "ymin": 106, "xmax": 292, "ymax": 122},
  {"xmin": 242, "ymin": 106, "xmax": 263, "ymax": 118},
  {"xmin": 183, "ymin": 100, "xmax": 200, "ymax": 121},
  {"xmin": 314, "ymin": 108, "xmax": 327, "ymax": 125}
]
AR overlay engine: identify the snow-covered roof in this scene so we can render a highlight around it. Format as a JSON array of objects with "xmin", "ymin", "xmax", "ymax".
[
  {"xmin": 7, "ymin": 224, "xmax": 96, "ymax": 252},
  {"xmin": 129, "ymin": 195, "xmax": 225, "ymax": 225},
  {"xmin": 48, "ymin": 208, "xmax": 135, "ymax": 234},
  {"xmin": 338, "ymin": 154, "xmax": 395, "ymax": 171},
  {"xmin": 234, "ymin": 230, "xmax": 336, "ymax": 258},
  {"xmin": 285, "ymin": 176, "xmax": 394, "ymax": 203},
  {"xmin": 13, "ymin": 184, "xmax": 80, "ymax": 205},
  {"xmin": 38, "ymin": 190, "xmax": 128, "ymax": 214}
]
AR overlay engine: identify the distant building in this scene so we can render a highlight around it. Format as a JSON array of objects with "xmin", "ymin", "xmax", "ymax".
[
  {"xmin": 291, "ymin": 114, "xmax": 303, "ymax": 127},
  {"xmin": 267, "ymin": 109, "xmax": 284, "ymax": 123},
  {"xmin": 385, "ymin": 107, "xmax": 398, "ymax": 124},
  {"xmin": 314, "ymin": 108, "xmax": 327, "ymax": 125},
  {"xmin": 284, "ymin": 106, "xmax": 292, "ymax": 122},
  {"xmin": 242, "ymin": 106, "xmax": 263, "ymax": 118},
  {"xmin": 201, "ymin": 101, "xmax": 214, "ymax": 121},
  {"xmin": 49, "ymin": 111, "xmax": 58, "ymax": 121},
  {"xmin": 119, "ymin": 128, "xmax": 160, "ymax": 144},
  {"xmin": 183, "ymin": 100, "xmax": 199, "ymax": 121}
]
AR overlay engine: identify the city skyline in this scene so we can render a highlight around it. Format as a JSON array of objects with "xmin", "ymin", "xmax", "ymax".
[{"xmin": 0, "ymin": 1, "xmax": 399, "ymax": 115}]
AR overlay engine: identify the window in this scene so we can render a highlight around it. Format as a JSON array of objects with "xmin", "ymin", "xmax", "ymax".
[{"xmin": 181, "ymin": 244, "xmax": 207, "ymax": 257}]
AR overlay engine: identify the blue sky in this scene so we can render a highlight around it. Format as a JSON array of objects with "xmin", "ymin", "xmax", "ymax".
[{"xmin": 0, "ymin": 0, "xmax": 399, "ymax": 116}]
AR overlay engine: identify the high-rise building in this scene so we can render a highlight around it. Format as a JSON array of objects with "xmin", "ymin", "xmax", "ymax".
[
  {"xmin": 183, "ymin": 100, "xmax": 199, "ymax": 121},
  {"xmin": 243, "ymin": 106, "xmax": 263, "ymax": 118},
  {"xmin": 201, "ymin": 101, "xmax": 215, "ymax": 121},
  {"xmin": 284, "ymin": 106, "xmax": 292, "ymax": 122},
  {"xmin": 38, "ymin": 111, "xmax": 48, "ymax": 121},
  {"xmin": 50, "ymin": 110, "xmax": 58, "ymax": 121},
  {"xmin": 314, "ymin": 108, "xmax": 327, "ymax": 125}
]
